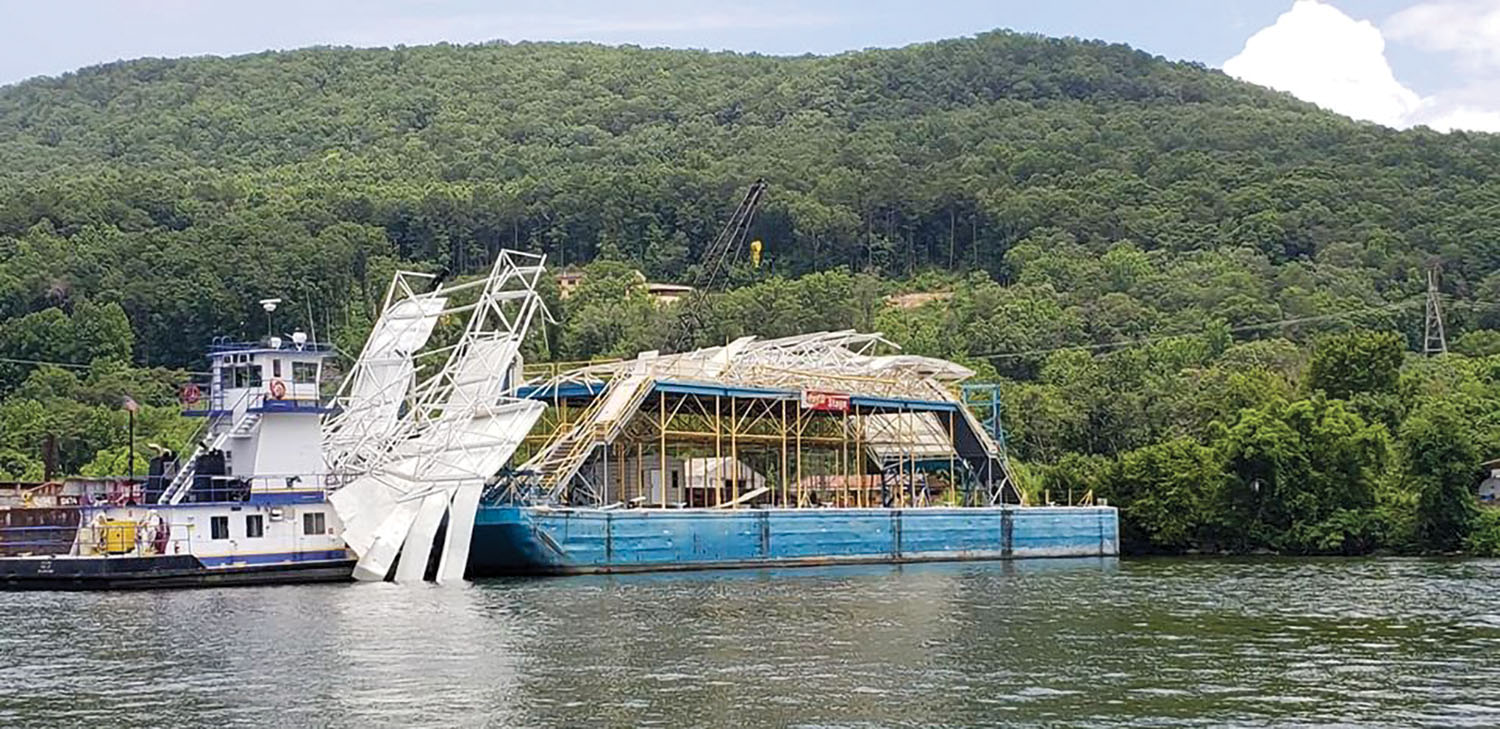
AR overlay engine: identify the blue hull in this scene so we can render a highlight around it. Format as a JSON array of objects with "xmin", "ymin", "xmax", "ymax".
[{"xmin": 469, "ymin": 506, "xmax": 1119, "ymax": 576}]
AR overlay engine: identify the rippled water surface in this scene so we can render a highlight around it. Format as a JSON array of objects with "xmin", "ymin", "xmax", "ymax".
[{"xmin": 4, "ymin": 558, "xmax": 1500, "ymax": 727}]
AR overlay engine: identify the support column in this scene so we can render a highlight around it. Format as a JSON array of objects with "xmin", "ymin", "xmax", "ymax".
[
  {"xmin": 840, "ymin": 413, "xmax": 849, "ymax": 508},
  {"xmin": 854, "ymin": 406, "xmax": 864, "ymax": 508},
  {"xmin": 715, "ymin": 395, "xmax": 723, "ymax": 507},
  {"xmin": 730, "ymin": 397, "xmax": 739, "ymax": 508},
  {"xmin": 666, "ymin": 396, "xmax": 672, "ymax": 510},
  {"xmin": 948, "ymin": 410, "xmax": 958, "ymax": 506},
  {"xmin": 615, "ymin": 439, "xmax": 625, "ymax": 507},
  {"xmin": 780, "ymin": 399, "xmax": 789, "ymax": 508},
  {"xmin": 795, "ymin": 406, "xmax": 803, "ymax": 508}
]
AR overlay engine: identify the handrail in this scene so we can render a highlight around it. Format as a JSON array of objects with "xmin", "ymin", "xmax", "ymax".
[
  {"xmin": 160, "ymin": 388, "xmax": 259, "ymax": 505},
  {"xmin": 534, "ymin": 374, "xmax": 654, "ymax": 497},
  {"xmin": 522, "ymin": 358, "xmax": 624, "ymax": 381}
]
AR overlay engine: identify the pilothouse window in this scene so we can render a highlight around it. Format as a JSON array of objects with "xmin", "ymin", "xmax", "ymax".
[
  {"xmin": 292, "ymin": 362, "xmax": 318, "ymax": 384},
  {"xmin": 227, "ymin": 365, "xmax": 263, "ymax": 390}
]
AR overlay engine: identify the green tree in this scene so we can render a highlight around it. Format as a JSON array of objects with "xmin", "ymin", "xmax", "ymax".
[
  {"xmin": 1400, "ymin": 399, "xmax": 1479, "ymax": 552},
  {"xmin": 1214, "ymin": 396, "xmax": 1390, "ymax": 554},
  {"xmin": 1307, "ymin": 330, "xmax": 1404, "ymax": 401},
  {"xmin": 1104, "ymin": 438, "xmax": 1223, "ymax": 553}
]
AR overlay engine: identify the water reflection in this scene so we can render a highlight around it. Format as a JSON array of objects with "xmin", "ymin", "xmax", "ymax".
[{"xmin": 2, "ymin": 557, "xmax": 1499, "ymax": 727}]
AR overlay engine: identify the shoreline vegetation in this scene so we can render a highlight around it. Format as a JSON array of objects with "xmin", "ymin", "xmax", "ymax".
[{"xmin": 2, "ymin": 34, "xmax": 1499, "ymax": 557}]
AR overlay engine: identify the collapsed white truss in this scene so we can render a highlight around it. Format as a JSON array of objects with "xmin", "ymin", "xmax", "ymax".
[
  {"xmin": 557, "ymin": 330, "xmax": 974, "ymax": 401},
  {"xmin": 325, "ymin": 250, "xmax": 548, "ymax": 583},
  {"xmin": 525, "ymin": 330, "xmax": 1017, "ymax": 504}
]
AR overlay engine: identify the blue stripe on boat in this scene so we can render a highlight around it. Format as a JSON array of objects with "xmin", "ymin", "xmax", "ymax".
[{"xmin": 196, "ymin": 549, "xmax": 350, "ymax": 567}]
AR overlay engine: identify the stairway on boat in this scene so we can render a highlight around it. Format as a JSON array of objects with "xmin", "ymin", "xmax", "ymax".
[{"xmin": 526, "ymin": 372, "xmax": 655, "ymax": 498}]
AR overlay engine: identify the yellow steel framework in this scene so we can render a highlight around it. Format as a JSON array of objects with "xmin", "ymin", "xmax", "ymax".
[{"xmin": 516, "ymin": 388, "xmax": 975, "ymax": 509}]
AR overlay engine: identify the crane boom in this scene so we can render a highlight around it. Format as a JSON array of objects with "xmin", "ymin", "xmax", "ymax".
[{"xmin": 666, "ymin": 179, "xmax": 768, "ymax": 352}]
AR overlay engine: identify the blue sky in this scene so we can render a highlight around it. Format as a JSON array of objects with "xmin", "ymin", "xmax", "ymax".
[{"xmin": 1, "ymin": 0, "xmax": 1496, "ymax": 131}]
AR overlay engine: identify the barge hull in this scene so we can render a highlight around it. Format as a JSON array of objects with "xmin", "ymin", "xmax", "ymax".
[
  {"xmin": 469, "ymin": 506, "xmax": 1118, "ymax": 576},
  {"xmin": 0, "ymin": 556, "xmax": 357, "ymax": 591}
]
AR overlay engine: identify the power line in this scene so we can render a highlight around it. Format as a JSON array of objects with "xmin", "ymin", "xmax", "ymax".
[
  {"xmin": 977, "ymin": 298, "xmax": 1424, "ymax": 361},
  {"xmin": 1, "ymin": 295, "xmax": 1489, "ymax": 374},
  {"xmin": 0, "ymin": 356, "xmax": 209, "ymax": 376},
  {"xmin": 0, "ymin": 356, "xmax": 95, "ymax": 371}
]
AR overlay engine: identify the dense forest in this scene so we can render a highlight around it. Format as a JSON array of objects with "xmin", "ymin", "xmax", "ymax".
[{"xmin": 3, "ymin": 32, "xmax": 1500, "ymax": 554}]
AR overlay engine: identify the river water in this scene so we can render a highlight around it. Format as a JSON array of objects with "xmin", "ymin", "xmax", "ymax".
[{"xmin": 2, "ymin": 557, "xmax": 1499, "ymax": 727}]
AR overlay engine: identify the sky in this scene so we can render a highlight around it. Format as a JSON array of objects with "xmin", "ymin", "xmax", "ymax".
[{"xmin": 1, "ymin": 0, "xmax": 1497, "ymax": 132}]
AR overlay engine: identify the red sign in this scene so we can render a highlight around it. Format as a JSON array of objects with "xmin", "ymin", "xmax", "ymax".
[
  {"xmin": 801, "ymin": 389, "xmax": 850, "ymax": 412},
  {"xmin": 268, "ymin": 379, "xmax": 288, "ymax": 400}
]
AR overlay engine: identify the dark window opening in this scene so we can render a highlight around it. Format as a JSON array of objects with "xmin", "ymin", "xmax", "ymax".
[
  {"xmin": 303, "ymin": 512, "xmax": 326, "ymax": 535},
  {"xmin": 210, "ymin": 516, "xmax": 229, "ymax": 540},
  {"xmin": 245, "ymin": 514, "xmax": 264, "ymax": 538},
  {"xmin": 292, "ymin": 362, "xmax": 318, "ymax": 384}
]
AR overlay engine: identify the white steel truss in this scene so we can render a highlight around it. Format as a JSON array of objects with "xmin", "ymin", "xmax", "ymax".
[
  {"xmin": 555, "ymin": 330, "xmax": 974, "ymax": 401},
  {"xmin": 326, "ymin": 250, "xmax": 549, "ymax": 584}
]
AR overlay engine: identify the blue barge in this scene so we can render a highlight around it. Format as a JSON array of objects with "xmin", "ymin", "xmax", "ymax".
[{"xmin": 469, "ymin": 505, "xmax": 1118, "ymax": 575}]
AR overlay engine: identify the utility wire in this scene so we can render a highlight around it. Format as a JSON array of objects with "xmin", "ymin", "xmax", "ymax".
[
  {"xmin": 0, "ymin": 356, "xmax": 96, "ymax": 371},
  {"xmin": 977, "ymin": 297, "xmax": 1424, "ymax": 361},
  {"xmin": 0, "ymin": 356, "xmax": 210, "ymax": 376},
  {"xmin": 0, "ymin": 296, "xmax": 1489, "ymax": 373}
]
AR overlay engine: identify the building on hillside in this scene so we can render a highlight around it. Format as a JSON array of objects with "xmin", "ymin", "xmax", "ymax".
[
  {"xmin": 556, "ymin": 270, "xmax": 585, "ymax": 299},
  {"xmin": 644, "ymin": 282, "xmax": 695, "ymax": 306},
  {"xmin": 884, "ymin": 291, "xmax": 953, "ymax": 309},
  {"xmin": 555, "ymin": 268, "xmax": 694, "ymax": 305},
  {"xmin": 1480, "ymin": 458, "xmax": 1500, "ymax": 505}
]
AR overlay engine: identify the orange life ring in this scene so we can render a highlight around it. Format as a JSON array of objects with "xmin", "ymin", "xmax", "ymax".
[{"xmin": 268, "ymin": 379, "xmax": 287, "ymax": 400}]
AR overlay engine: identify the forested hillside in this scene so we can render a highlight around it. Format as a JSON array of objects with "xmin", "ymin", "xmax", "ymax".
[{"xmin": 3, "ymin": 32, "xmax": 1500, "ymax": 554}]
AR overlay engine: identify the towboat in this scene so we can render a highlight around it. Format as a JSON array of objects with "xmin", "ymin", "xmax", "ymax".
[{"xmin": 0, "ymin": 332, "xmax": 354, "ymax": 590}]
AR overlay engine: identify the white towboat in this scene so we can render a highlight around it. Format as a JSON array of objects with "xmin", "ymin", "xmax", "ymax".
[{"xmin": 0, "ymin": 330, "xmax": 354, "ymax": 589}]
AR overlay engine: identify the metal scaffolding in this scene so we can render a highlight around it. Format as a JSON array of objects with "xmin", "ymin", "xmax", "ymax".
[{"xmin": 496, "ymin": 331, "xmax": 1022, "ymax": 509}]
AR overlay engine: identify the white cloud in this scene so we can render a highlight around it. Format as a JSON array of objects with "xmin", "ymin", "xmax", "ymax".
[
  {"xmin": 1223, "ymin": 0, "xmax": 1421, "ymax": 128},
  {"xmin": 1419, "ymin": 104, "xmax": 1500, "ymax": 131},
  {"xmin": 1385, "ymin": 0, "xmax": 1500, "ymax": 71},
  {"xmin": 1224, "ymin": 0, "xmax": 1500, "ymax": 133}
]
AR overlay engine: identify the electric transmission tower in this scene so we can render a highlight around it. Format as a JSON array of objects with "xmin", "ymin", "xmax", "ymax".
[{"xmin": 1423, "ymin": 266, "xmax": 1448, "ymax": 355}]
